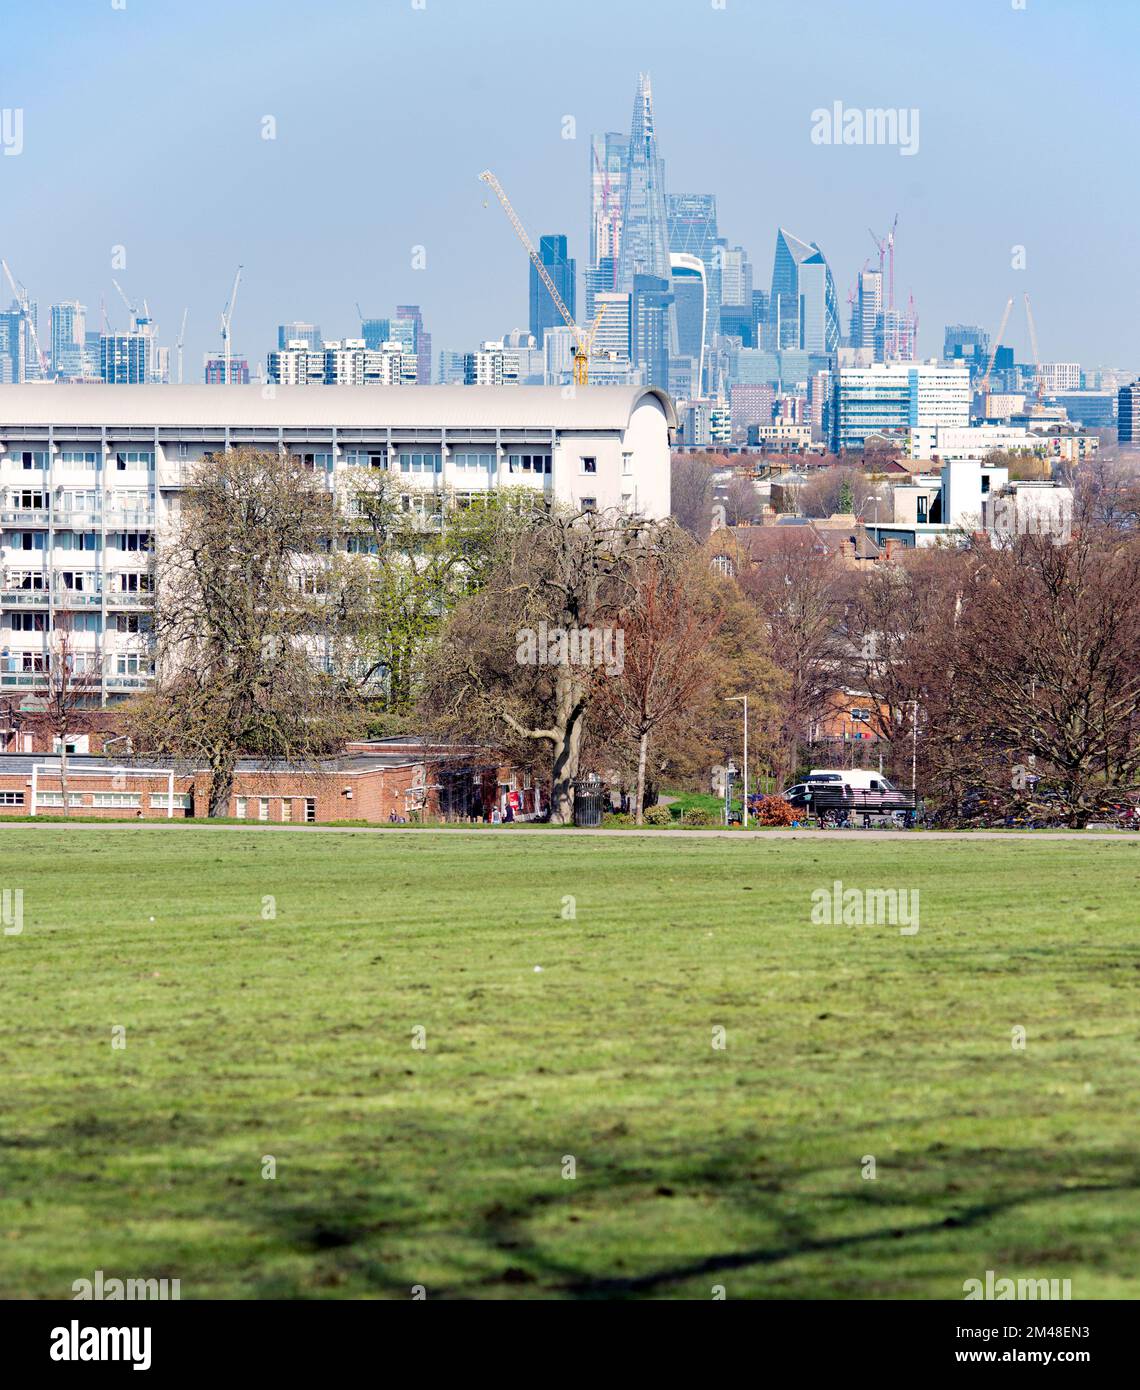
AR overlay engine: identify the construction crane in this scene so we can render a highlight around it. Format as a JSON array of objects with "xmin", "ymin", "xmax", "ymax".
[
  {"xmin": 1023, "ymin": 293, "xmax": 1046, "ymax": 406},
  {"xmin": 220, "ymin": 266, "xmax": 243, "ymax": 386},
  {"xmin": 479, "ymin": 170, "xmax": 607, "ymax": 386},
  {"xmin": 111, "ymin": 278, "xmax": 140, "ymax": 331},
  {"xmin": 979, "ymin": 296, "xmax": 1014, "ymax": 410},
  {"xmin": 868, "ymin": 215, "xmax": 899, "ymax": 310},
  {"xmin": 591, "ymin": 143, "xmax": 620, "ymax": 291},
  {"xmin": 1, "ymin": 258, "xmax": 48, "ymax": 378},
  {"xmin": 176, "ymin": 307, "xmax": 189, "ymax": 385}
]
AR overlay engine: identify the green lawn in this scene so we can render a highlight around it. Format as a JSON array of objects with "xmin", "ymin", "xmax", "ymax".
[{"xmin": 1, "ymin": 828, "xmax": 1137, "ymax": 1300}]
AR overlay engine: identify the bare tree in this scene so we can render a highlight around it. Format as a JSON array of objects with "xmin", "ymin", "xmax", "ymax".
[
  {"xmin": 670, "ymin": 453, "xmax": 720, "ymax": 538},
  {"xmin": 121, "ymin": 448, "xmax": 360, "ymax": 817},
  {"xmin": 593, "ymin": 552, "xmax": 721, "ymax": 822},
  {"xmin": 44, "ymin": 616, "xmax": 99, "ymax": 816},
  {"xmin": 421, "ymin": 508, "xmax": 676, "ymax": 822}
]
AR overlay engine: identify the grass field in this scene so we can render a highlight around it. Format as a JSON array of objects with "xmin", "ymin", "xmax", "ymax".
[{"xmin": 0, "ymin": 827, "xmax": 1137, "ymax": 1300}]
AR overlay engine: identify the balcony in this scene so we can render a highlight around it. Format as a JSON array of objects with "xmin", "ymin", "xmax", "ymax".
[
  {"xmin": 1, "ymin": 589, "xmax": 50, "ymax": 607},
  {"xmin": 53, "ymin": 591, "xmax": 104, "ymax": 608},
  {"xmin": 1, "ymin": 507, "xmax": 50, "ymax": 525},
  {"xmin": 104, "ymin": 591, "xmax": 150, "ymax": 607}
]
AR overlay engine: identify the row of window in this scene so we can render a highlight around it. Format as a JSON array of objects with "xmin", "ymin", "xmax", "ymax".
[
  {"xmin": 4, "ymin": 489, "xmax": 150, "ymax": 509},
  {"xmin": 10, "ymin": 451, "xmax": 156, "ymax": 470},
  {"xmin": 7, "ymin": 533, "xmax": 153, "ymax": 551},
  {"xmin": 235, "ymin": 796, "xmax": 317, "ymax": 823},
  {"xmin": 4, "ymin": 572, "xmax": 152, "ymax": 592},
  {"xmin": 6, "ymin": 653, "xmax": 151, "ymax": 674},
  {"xmin": 8, "ymin": 613, "xmax": 150, "ymax": 633}
]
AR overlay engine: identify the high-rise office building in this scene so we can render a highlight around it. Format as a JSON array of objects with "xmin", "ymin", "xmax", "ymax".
[
  {"xmin": 437, "ymin": 349, "xmax": 465, "ymax": 385},
  {"xmin": 204, "ymin": 355, "xmax": 250, "ymax": 384},
  {"xmin": 593, "ymin": 292, "xmax": 632, "ymax": 361},
  {"xmin": 590, "ymin": 132, "xmax": 626, "ymax": 275},
  {"xmin": 617, "ymin": 75, "xmax": 672, "ymax": 292},
  {"xmin": 667, "ymin": 193, "xmax": 720, "ymax": 372},
  {"xmin": 1118, "ymin": 381, "xmax": 1140, "ymax": 445},
  {"xmin": 767, "ymin": 229, "xmax": 839, "ymax": 355},
  {"xmin": 100, "ymin": 332, "xmax": 153, "ymax": 384},
  {"xmin": 852, "ymin": 271, "xmax": 882, "ymax": 351},
  {"xmin": 714, "ymin": 244, "xmax": 753, "ymax": 310},
  {"xmin": 799, "ymin": 249, "xmax": 841, "ymax": 355},
  {"xmin": 51, "ymin": 301, "xmax": 87, "ymax": 379},
  {"xmin": 361, "ymin": 318, "xmax": 391, "ymax": 351},
  {"xmin": 530, "ymin": 235, "xmax": 576, "ymax": 346},
  {"xmin": 396, "ymin": 305, "xmax": 432, "ymax": 385},
  {"xmin": 943, "ymin": 323, "xmax": 989, "ymax": 365},
  {"xmin": 831, "ymin": 362, "xmax": 970, "ymax": 455},
  {"xmin": 630, "ymin": 274, "xmax": 674, "ymax": 391},
  {"xmin": 278, "ymin": 322, "xmax": 322, "ymax": 350},
  {"xmin": 767, "ymin": 228, "xmax": 815, "ymax": 351},
  {"xmin": 0, "ymin": 307, "xmax": 25, "ymax": 383},
  {"xmin": 669, "ymin": 253, "xmax": 706, "ymax": 396}
]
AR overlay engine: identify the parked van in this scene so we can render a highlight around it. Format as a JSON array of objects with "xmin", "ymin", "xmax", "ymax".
[{"xmin": 808, "ymin": 769, "xmax": 896, "ymax": 793}]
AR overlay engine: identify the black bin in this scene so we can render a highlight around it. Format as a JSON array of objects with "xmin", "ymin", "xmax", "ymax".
[{"xmin": 573, "ymin": 778, "xmax": 606, "ymax": 827}]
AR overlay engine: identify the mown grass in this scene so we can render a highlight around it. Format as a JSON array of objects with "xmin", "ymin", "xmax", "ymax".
[{"xmin": 0, "ymin": 828, "xmax": 1137, "ymax": 1299}]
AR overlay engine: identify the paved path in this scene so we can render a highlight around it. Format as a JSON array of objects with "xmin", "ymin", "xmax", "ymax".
[{"xmin": 0, "ymin": 822, "xmax": 1134, "ymax": 843}]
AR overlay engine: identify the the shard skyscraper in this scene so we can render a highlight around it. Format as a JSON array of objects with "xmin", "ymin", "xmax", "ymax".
[
  {"xmin": 617, "ymin": 73, "xmax": 672, "ymax": 288},
  {"xmin": 616, "ymin": 73, "xmax": 677, "ymax": 379}
]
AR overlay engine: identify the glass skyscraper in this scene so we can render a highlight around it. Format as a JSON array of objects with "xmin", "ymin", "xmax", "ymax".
[
  {"xmin": 529, "ymin": 235, "xmax": 576, "ymax": 346},
  {"xmin": 768, "ymin": 228, "xmax": 839, "ymax": 355}
]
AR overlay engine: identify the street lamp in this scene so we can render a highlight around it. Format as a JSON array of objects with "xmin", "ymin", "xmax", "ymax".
[{"xmin": 728, "ymin": 695, "xmax": 749, "ymax": 828}]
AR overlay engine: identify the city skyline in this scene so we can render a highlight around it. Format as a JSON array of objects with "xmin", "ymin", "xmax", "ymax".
[{"xmin": 1, "ymin": 0, "xmax": 1137, "ymax": 372}]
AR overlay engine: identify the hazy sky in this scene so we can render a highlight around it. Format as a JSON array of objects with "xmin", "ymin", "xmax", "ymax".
[{"xmin": 1, "ymin": 0, "xmax": 1136, "ymax": 374}]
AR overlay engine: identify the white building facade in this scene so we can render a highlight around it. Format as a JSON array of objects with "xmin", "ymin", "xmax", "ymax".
[
  {"xmin": 0, "ymin": 385, "xmax": 675, "ymax": 705},
  {"xmin": 831, "ymin": 361, "xmax": 970, "ymax": 457}
]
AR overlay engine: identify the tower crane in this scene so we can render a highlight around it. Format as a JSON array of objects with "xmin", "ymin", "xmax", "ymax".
[
  {"xmin": 979, "ymin": 296, "xmax": 1014, "ymax": 412},
  {"xmin": 220, "ymin": 266, "xmax": 243, "ymax": 385},
  {"xmin": 479, "ymin": 170, "xmax": 607, "ymax": 386},
  {"xmin": 1023, "ymin": 293, "xmax": 1045, "ymax": 406},
  {"xmin": 1, "ymin": 258, "xmax": 48, "ymax": 378}
]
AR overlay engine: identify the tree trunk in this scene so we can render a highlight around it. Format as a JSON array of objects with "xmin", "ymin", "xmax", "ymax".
[
  {"xmin": 634, "ymin": 729, "xmax": 649, "ymax": 825},
  {"xmin": 208, "ymin": 758, "xmax": 236, "ymax": 819},
  {"xmin": 59, "ymin": 740, "xmax": 69, "ymax": 819}
]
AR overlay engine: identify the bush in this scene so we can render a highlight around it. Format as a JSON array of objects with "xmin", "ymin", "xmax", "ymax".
[
  {"xmin": 682, "ymin": 806, "xmax": 717, "ymax": 827},
  {"xmin": 643, "ymin": 804, "xmax": 673, "ymax": 826},
  {"xmin": 602, "ymin": 812, "xmax": 633, "ymax": 828},
  {"xmin": 753, "ymin": 794, "xmax": 796, "ymax": 827}
]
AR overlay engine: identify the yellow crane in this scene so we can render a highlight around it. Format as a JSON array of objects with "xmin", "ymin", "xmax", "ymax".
[{"xmin": 479, "ymin": 170, "xmax": 606, "ymax": 385}]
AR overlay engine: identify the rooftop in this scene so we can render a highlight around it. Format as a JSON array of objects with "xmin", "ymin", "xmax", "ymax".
[{"xmin": 0, "ymin": 384, "xmax": 677, "ymax": 432}]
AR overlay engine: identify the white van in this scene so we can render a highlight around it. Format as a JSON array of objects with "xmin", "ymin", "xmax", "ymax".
[{"xmin": 808, "ymin": 768, "xmax": 896, "ymax": 793}]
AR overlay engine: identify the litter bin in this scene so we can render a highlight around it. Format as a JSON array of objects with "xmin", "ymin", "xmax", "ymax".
[{"xmin": 573, "ymin": 778, "xmax": 606, "ymax": 827}]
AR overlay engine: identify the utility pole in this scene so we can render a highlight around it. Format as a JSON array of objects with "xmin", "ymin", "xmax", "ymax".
[
  {"xmin": 911, "ymin": 699, "xmax": 919, "ymax": 794},
  {"xmin": 729, "ymin": 695, "xmax": 749, "ymax": 827}
]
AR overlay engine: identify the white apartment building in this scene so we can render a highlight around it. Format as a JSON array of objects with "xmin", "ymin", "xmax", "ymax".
[
  {"xmin": 1039, "ymin": 362, "xmax": 1081, "ymax": 394},
  {"xmin": 933, "ymin": 424, "xmax": 1035, "ymax": 461},
  {"xmin": 0, "ymin": 385, "xmax": 676, "ymax": 705},
  {"xmin": 831, "ymin": 361, "xmax": 970, "ymax": 457},
  {"xmin": 267, "ymin": 340, "xmax": 418, "ymax": 387}
]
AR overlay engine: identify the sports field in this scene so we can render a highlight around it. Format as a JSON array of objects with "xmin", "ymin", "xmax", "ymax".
[{"xmin": 0, "ymin": 826, "xmax": 1136, "ymax": 1299}]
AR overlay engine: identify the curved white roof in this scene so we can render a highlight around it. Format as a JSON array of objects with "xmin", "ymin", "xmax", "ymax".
[{"xmin": 0, "ymin": 384, "xmax": 677, "ymax": 431}]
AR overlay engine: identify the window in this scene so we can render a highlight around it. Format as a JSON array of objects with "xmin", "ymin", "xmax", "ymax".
[
  {"xmin": 13, "ymin": 532, "xmax": 46, "ymax": 551},
  {"xmin": 258, "ymin": 797, "xmax": 270, "ymax": 822},
  {"xmin": 114, "ymin": 614, "xmax": 150, "ymax": 634},
  {"xmin": 37, "ymin": 792, "xmax": 85, "ymax": 807},
  {"xmin": 294, "ymin": 452, "xmax": 334, "ymax": 472},
  {"xmin": 580, "ymin": 497, "xmax": 597, "ymax": 513},
  {"xmin": 58, "ymin": 450, "xmax": 99, "ymax": 467},
  {"xmin": 150, "ymin": 793, "xmax": 192, "ymax": 809},
  {"xmin": 399, "ymin": 451, "xmax": 442, "ymax": 474},
  {"xmin": 21, "ymin": 450, "xmax": 49, "ymax": 469},
  {"xmin": 981, "ymin": 475, "xmax": 991, "ymax": 494},
  {"xmin": 916, "ymin": 497, "xmax": 928, "ymax": 523},
  {"xmin": 71, "ymin": 613, "xmax": 102, "ymax": 633},
  {"xmin": 117, "ymin": 533, "xmax": 153, "ymax": 552},
  {"xmin": 281, "ymin": 798, "xmax": 293, "ymax": 823},
  {"xmin": 850, "ymin": 707, "xmax": 871, "ymax": 723},
  {"xmin": 0, "ymin": 791, "xmax": 24, "ymax": 806},
  {"xmin": 622, "ymin": 453, "xmax": 633, "ymax": 476},
  {"xmin": 11, "ymin": 613, "xmax": 46, "ymax": 632},
  {"xmin": 235, "ymin": 797, "xmax": 247, "ymax": 819},
  {"xmin": 17, "ymin": 489, "xmax": 47, "ymax": 508},
  {"xmin": 452, "ymin": 451, "xmax": 495, "ymax": 470},
  {"xmin": 58, "ymin": 532, "xmax": 101, "ymax": 551},
  {"xmin": 581, "ymin": 456, "xmax": 597, "ymax": 474},
  {"xmin": 304, "ymin": 798, "xmax": 316, "ymax": 823},
  {"xmin": 91, "ymin": 792, "xmax": 142, "ymax": 807},
  {"xmin": 115, "ymin": 654, "xmax": 148, "ymax": 675},
  {"xmin": 115, "ymin": 450, "xmax": 155, "ymax": 470},
  {"xmin": 507, "ymin": 453, "xmax": 551, "ymax": 475}
]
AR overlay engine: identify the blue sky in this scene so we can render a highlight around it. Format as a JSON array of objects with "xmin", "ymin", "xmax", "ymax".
[{"xmin": 1, "ymin": 0, "xmax": 1136, "ymax": 372}]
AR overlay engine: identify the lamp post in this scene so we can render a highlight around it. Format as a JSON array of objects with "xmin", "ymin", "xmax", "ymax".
[
  {"xmin": 910, "ymin": 698, "xmax": 919, "ymax": 794},
  {"xmin": 728, "ymin": 695, "xmax": 749, "ymax": 828}
]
